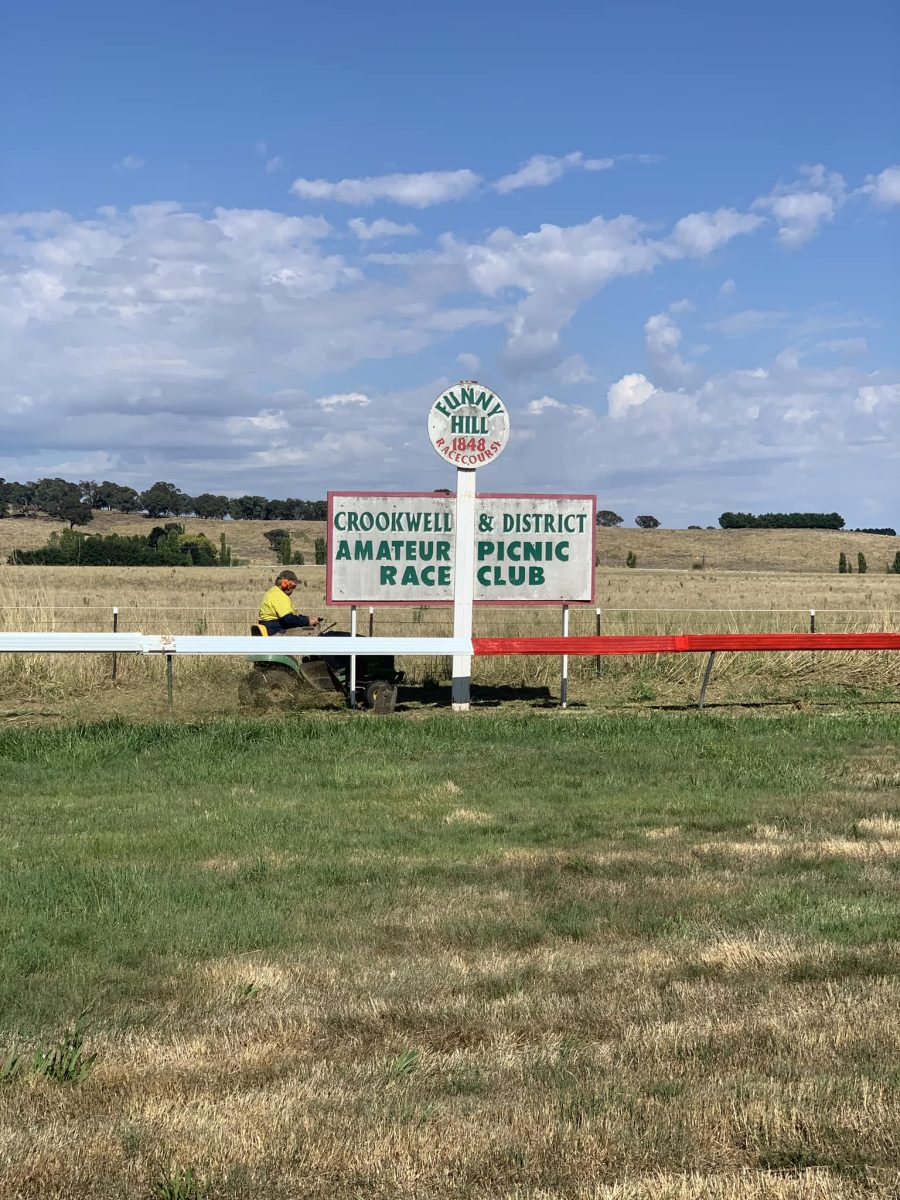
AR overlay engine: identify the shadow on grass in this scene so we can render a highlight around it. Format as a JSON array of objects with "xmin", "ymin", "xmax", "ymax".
[{"xmin": 397, "ymin": 683, "xmax": 558, "ymax": 710}]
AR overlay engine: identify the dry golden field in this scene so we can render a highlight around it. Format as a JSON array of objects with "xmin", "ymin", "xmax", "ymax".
[
  {"xmin": 2, "ymin": 513, "xmax": 899, "ymax": 575},
  {"xmin": 0, "ymin": 517, "xmax": 898, "ymax": 714}
]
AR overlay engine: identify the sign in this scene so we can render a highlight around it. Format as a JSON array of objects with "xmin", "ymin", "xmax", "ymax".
[
  {"xmin": 428, "ymin": 381, "xmax": 509, "ymax": 468},
  {"xmin": 327, "ymin": 492, "xmax": 596, "ymax": 605}
]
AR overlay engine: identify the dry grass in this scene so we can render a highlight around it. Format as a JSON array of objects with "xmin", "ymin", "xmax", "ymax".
[
  {"xmin": 1, "ymin": 526, "xmax": 899, "ymax": 710},
  {"xmin": 2, "ymin": 513, "xmax": 899, "ymax": 575},
  {"xmin": 2, "ymin": 934, "xmax": 898, "ymax": 1197},
  {"xmin": 0, "ymin": 713, "xmax": 898, "ymax": 1197}
]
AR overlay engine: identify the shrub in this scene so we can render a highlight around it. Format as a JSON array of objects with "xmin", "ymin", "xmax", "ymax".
[
  {"xmin": 857, "ymin": 552, "xmax": 867, "ymax": 574},
  {"xmin": 626, "ymin": 551, "xmax": 637, "ymax": 568},
  {"xmin": 890, "ymin": 552, "xmax": 900, "ymax": 575},
  {"xmin": 314, "ymin": 536, "xmax": 327, "ymax": 565},
  {"xmin": 839, "ymin": 552, "xmax": 848, "ymax": 574}
]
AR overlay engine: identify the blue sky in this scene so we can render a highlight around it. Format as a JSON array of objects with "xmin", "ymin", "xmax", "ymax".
[{"xmin": 1, "ymin": 0, "xmax": 898, "ymax": 525}]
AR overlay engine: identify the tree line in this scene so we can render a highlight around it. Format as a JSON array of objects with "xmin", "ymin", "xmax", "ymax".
[
  {"xmin": 9, "ymin": 525, "xmax": 228, "ymax": 567},
  {"xmin": 718, "ymin": 511, "xmax": 847, "ymax": 530},
  {"xmin": 0, "ymin": 478, "xmax": 328, "ymax": 524}
]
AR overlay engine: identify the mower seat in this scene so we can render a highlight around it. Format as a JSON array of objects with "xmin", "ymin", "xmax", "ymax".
[{"xmin": 250, "ymin": 624, "xmax": 269, "ymax": 637}]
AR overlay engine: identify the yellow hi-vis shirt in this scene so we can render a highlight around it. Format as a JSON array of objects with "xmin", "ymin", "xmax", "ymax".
[{"xmin": 258, "ymin": 585, "xmax": 295, "ymax": 623}]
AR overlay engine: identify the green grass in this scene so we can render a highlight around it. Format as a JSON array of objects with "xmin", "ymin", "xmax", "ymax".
[
  {"xmin": 1, "ymin": 712, "xmax": 898, "ymax": 1032},
  {"xmin": 0, "ymin": 712, "xmax": 898, "ymax": 1197}
]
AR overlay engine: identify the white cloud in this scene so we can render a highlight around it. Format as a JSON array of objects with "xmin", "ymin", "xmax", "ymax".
[
  {"xmin": 265, "ymin": 156, "xmax": 284, "ymax": 174},
  {"xmin": 456, "ymin": 352, "xmax": 481, "ymax": 374},
  {"xmin": 551, "ymin": 354, "xmax": 595, "ymax": 385},
  {"xmin": 861, "ymin": 165, "xmax": 900, "ymax": 207},
  {"xmin": 527, "ymin": 395, "xmax": 566, "ymax": 414},
  {"xmin": 291, "ymin": 169, "xmax": 481, "ymax": 208},
  {"xmin": 226, "ymin": 409, "xmax": 289, "ymax": 434},
  {"xmin": 493, "ymin": 151, "xmax": 612, "ymax": 193},
  {"xmin": 114, "ymin": 155, "xmax": 145, "ymax": 171},
  {"xmin": 856, "ymin": 383, "xmax": 900, "ymax": 413},
  {"xmin": 645, "ymin": 312, "xmax": 696, "ymax": 385},
  {"xmin": 668, "ymin": 298, "xmax": 693, "ymax": 314},
  {"xmin": 348, "ymin": 217, "xmax": 420, "ymax": 241},
  {"xmin": 2, "ymin": 158, "xmax": 895, "ymax": 513},
  {"xmin": 720, "ymin": 278, "xmax": 737, "ymax": 297},
  {"xmin": 668, "ymin": 208, "xmax": 763, "ymax": 256},
  {"xmin": 607, "ymin": 373, "xmax": 657, "ymax": 419},
  {"xmin": 315, "ymin": 391, "xmax": 371, "ymax": 410},
  {"xmin": 754, "ymin": 164, "xmax": 848, "ymax": 245}
]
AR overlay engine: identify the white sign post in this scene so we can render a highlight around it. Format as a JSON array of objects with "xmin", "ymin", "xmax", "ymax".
[{"xmin": 427, "ymin": 381, "xmax": 510, "ymax": 710}]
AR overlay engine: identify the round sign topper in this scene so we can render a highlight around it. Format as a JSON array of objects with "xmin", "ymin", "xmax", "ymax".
[{"xmin": 428, "ymin": 381, "xmax": 510, "ymax": 469}]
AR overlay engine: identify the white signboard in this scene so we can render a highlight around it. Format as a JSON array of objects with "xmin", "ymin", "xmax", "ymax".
[
  {"xmin": 327, "ymin": 492, "xmax": 596, "ymax": 605},
  {"xmin": 427, "ymin": 382, "xmax": 509, "ymax": 468}
]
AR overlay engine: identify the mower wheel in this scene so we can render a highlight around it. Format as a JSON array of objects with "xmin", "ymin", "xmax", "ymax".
[
  {"xmin": 239, "ymin": 666, "xmax": 301, "ymax": 711},
  {"xmin": 365, "ymin": 681, "xmax": 398, "ymax": 714}
]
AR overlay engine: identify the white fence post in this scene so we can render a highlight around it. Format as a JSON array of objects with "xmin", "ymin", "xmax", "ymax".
[{"xmin": 560, "ymin": 604, "xmax": 570, "ymax": 708}]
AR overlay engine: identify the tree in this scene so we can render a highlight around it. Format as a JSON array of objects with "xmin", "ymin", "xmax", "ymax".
[
  {"xmin": 78, "ymin": 480, "xmax": 103, "ymax": 508},
  {"xmin": 33, "ymin": 477, "xmax": 82, "ymax": 519},
  {"xmin": 839, "ymin": 552, "xmax": 848, "ymax": 574},
  {"xmin": 857, "ymin": 552, "xmax": 867, "ymax": 574},
  {"xmin": 59, "ymin": 497, "xmax": 94, "ymax": 529},
  {"xmin": 98, "ymin": 481, "xmax": 141, "ymax": 512},
  {"xmin": 626, "ymin": 551, "xmax": 637, "ymax": 568},
  {"xmin": 596, "ymin": 510, "xmax": 624, "ymax": 528},
  {"xmin": 890, "ymin": 552, "xmax": 900, "ymax": 575},
  {"xmin": 314, "ymin": 536, "xmax": 327, "ymax": 565},
  {"xmin": 194, "ymin": 493, "xmax": 230, "ymax": 519},
  {"xmin": 0, "ymin": 478, "xmax": 8, "ymax": 519},
  {"xmin": 140, "ymin": 482, "xmax": 188, "ymax": 518},
  {"xmin": 229, "ymin": 495, "xmax": 268, "ymax": 521},
  {"xmin": 635, "ymin": 515, "xmax": 660, "ymax": 529}
]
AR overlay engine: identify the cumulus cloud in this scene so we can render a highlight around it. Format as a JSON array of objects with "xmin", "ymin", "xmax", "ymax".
[
  {"xmin": 2, "ymin": 158, "xmax": 895, "ymax": 511},
  {"xmin": 754, "ymin": 164, "xmax": 848, "ymax": 245},
  {"xmin": 348, "ymin": 217, "xmax": 419, "ymax": 241},
  {"xmin": 114, "ymin": 155, "xmax": 145, "ymax": 171},
  {"xmin": 607, "ymin": 373, "xmax": 657, "ymax": 418},
  {"xmin": 720, "ymin": 278, "xmax": 737, "ymax": 297},
  {"xmin": 291, "ymin": 169, "xmax": 481, "ymax": 207},
  {"xmin": 668, "ymin": 208, "xmax": 764, "ymax": 256},
  {"xmin": 645, "ymin": 312, "xmax": 696, "ymax": 385},
  {"xmin": 493, "ymin": 152, "xmax": 613, "ymax": 193},
  {"xmin": 861, "ymin": 165, "xmax": 900, "ymax": 207},
  {"xmin": 265, "ymin": 156, "xmax": 284, "ymax": 174},
  {"xmin": 527, "ymin": 395, "xmax": 566, "ymax": 414},
  {"xmin": 856, "ymin": 383, "xmax": 900, "ymax": 413}
]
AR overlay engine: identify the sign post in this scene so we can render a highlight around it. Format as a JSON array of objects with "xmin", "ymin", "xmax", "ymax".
[{"xmin": 427, "ymin": 381, "xmax": 510, "ymax": 711}]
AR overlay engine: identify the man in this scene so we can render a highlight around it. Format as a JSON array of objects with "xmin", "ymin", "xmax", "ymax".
[{"xmin": 257, "ymin": 570, "xmax": 321, "ymax": 636}]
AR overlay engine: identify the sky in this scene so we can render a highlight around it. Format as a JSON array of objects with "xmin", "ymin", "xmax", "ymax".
[{"xmin": 1, "ymin": 0, "xmax": 898, "ymax": 526}]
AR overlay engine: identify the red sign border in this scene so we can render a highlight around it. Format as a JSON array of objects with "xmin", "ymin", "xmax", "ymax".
[{"xmin": 326, "ymin": 491, "xmax": 597, "ymax": 607}]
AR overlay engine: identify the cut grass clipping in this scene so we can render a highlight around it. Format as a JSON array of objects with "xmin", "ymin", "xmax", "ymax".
[{"xmin": 0, "ymin": 712, "xmax": 898, "ymax": 1198}]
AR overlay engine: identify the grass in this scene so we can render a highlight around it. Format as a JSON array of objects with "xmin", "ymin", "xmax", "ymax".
[
  {"xmin": 0, "ymin": 712, "xmax": 898, "ymax": 1197},
  {"xmin": 1, "ymin": 556, "xmax": 899, "ymax": 712},
  {"xmin": 2, "ymin": 512, "xmax": 899, "ymax": 574}
]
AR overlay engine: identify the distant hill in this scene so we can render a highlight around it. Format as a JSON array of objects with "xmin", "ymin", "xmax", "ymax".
[{"xmin": 1, "ymin": 512, "xmax": 898, "ymax": 574}]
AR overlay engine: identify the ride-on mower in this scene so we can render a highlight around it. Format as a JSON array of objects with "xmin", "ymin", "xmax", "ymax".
[{"xmin": 239, "ymin": 625, "xmax": 404, "ymax": 713}]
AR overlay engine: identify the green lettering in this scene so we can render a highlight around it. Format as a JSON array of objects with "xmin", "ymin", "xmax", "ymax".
[
  {"xmin": 401, "ymin": 566, "xmax": 419, "ymax": 586},
  {"xmin": 335, "ymin": 540, "xmax": 351, "ymax": 561},
  {"xmin": 353, "ymin": 541, "xmax": 373, "ymax": 561},
  {"xmin": 380, "ymin": 566, "xmax": 397, "ymax": 585}
]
